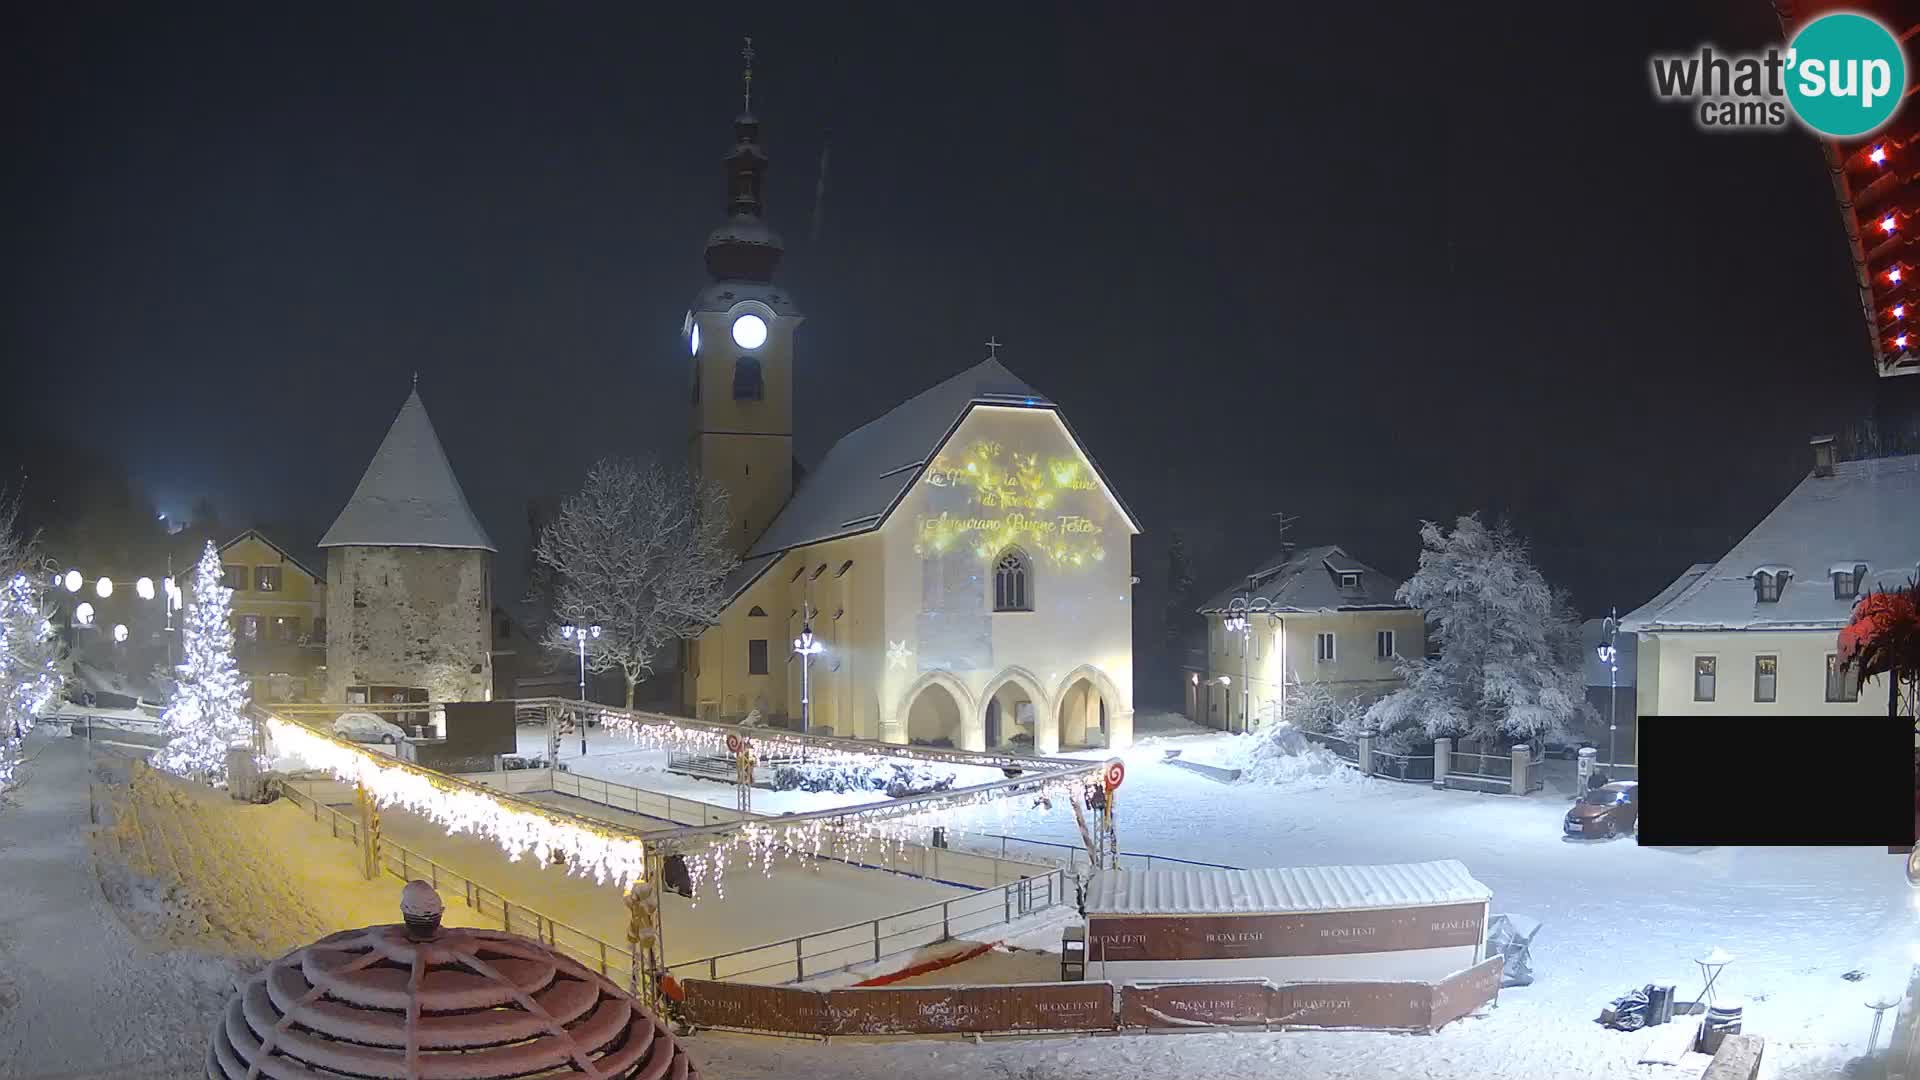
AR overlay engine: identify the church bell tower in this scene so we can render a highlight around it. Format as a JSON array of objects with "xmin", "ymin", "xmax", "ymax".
[{"xmin": 686, "ymin": 36, "xmax": 801, "ymax": 554}]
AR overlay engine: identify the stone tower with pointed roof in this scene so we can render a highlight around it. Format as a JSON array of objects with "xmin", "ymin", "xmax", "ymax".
[{"xmin": 320, "ymin": 388, "xmax": 496, "ymax": 708}]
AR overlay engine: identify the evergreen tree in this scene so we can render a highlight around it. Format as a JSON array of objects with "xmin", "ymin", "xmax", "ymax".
[
  {"xmin": 156, "ymin": 541, "xmax": 251, "ymax": 783},
  {"xmin": 0, "ymin": 573, "xmax": 65, "ymax": 793},
  {"xmin": 1367, "ymin": 514, "xmax": 1591, "ymax": 746}
]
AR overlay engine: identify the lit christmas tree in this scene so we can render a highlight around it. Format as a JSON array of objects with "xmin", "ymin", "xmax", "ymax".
[
  {"xmin": 156, "ymin": 540, "xmax": 252, "ymax": 784},
  {"xmin": 0, "ymin": 571, "xmax": 64, "ymax": 793}
]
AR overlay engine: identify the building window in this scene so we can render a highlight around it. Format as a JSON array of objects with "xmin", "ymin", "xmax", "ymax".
[
  {"xmin": 1754, "ymin": 570, "xmax": 1787, "ymax": 603},
  {"xmin": 223, "ymin": 564, "xmax": 247, "ymax": 591},
  {"xmin": 748, "ymin": 639, "xmax": 769, "ymax": 676},
  {"xmin": 1316, "ymin": 632, "xmax": 1336, "ymax": 663},
  {"xmin": 271, "ymin": 616, "xmax": 301, "ymax": 643},
  {"xmin": 1376, "ymin": 629, "xmax": 1395, "ymax": 660},
  {"xmin": 255, "ymin": 566, "xmax": 282, "ymax": 592},
  {"xmin": 1826, "ymin": 654, "xmax": 1860, "ymax": 702},
  {"xmin": 1693, "ymin": 656, "xmax": 1716, "ymax": 701},
  {"xmin": 313, "ymin": 618, "xmax": 326, "ymax": 644},
  {"xmin": 733, "ymin": 356, "xmax": 764, "ymax": 400},
  {"xmin": 836, "ymin": 560, "xmax": 854, "ymax": 577},
  {"xmin": 236, "ymin": 614, "xmax": 261, "ymax": 641},
  {"xmin": 993, "ymin": 548, "xmax": 1033, "ymax": 612},
  {"xmin": 1339, "ymin": 572, "xmax": 1360, "ymax": 591},
  {"xmin": 748, "ymin": 605, "xmax": 767, "ymax": 617},
  {"xmin": 1834, "ymin": 563, "xmax": 1868, "ymax": 599},
  {"xmin": 1754, "ymin": 655, "xmax": 1777, "ymax": 703},
  {"xmin": 811, "ymin": 564, "xmax": 827, "ymax": 581}
]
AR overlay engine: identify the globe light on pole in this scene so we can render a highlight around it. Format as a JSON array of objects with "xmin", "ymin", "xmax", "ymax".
[
  {"xmin": 112, "ymin": 623, "xmax": 128, "ymax": 643},
  {"xmin": 560, "ymin": 624, "xmax": 601, "ymax": 756},
  {"xmin": 96, "ymin": 576, "xmax": 113, "ymax": 599},
  {"xmin": 75, "ymin": 602, "xmax": 95, "ymax": 627},
  {"xmin": 64, "ymin": 570, "xmax": 82, "ymax": 593},
  {"xmin": 136, "ymin": 576, "xmax": 155, "ymax": 600},
  {"xmin": 792, "ymin": 617, "xmax": 825, "ymax": 735}
]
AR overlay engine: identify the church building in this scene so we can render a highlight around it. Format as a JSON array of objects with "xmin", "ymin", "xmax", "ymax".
[{"xmin": 678, "ymin": 63, "xmax": 1140, "ymax": 754}]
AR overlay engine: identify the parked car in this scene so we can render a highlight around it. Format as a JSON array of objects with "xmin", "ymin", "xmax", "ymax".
[
  {"xmin": 333, "ymin": 712, "xmax": 408, "ymax": 746},
  {"xmin": 1564, "ymin": 780, "xmax": 1639, "ymax": 839}
]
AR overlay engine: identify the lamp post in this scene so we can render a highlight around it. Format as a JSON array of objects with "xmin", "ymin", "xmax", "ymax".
[
  {"xmin": 792, "ymin": 605, "xmax": 824, "ymax": 735},
  {"xmin": 1224, "ymin": 594, "xmax": 1251, "ymax": 734},
  {"xmin": 560, "ymin": 623, "xmax": 600, "ymax": 757},
  {"xmin": 1596, "ymin": 609, "xmax": 1619, "ymax": 768}
]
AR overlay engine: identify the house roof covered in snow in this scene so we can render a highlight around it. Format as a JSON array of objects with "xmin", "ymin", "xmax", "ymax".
[
  {"xmin": 1196, "ymin": 544, "xmax": 1408, "ymax": 614},
  {"xmin": 1086, "ymin": 860, "xmax": 1491, "ymax": 916},
  {"xmin": 733, "ymin": 357, "xmax": 1140, "ymax": 574},
  {"xmin": 1619, "ymin": 453, "xmax": 1920, "ymax": 633},
  {"xmin": 319, "ymin": 389, "xmax": 496, "ymax": 552},
  {"xmin": 217, "ymin": 528, "xmax": 325, "ymax": 583}
]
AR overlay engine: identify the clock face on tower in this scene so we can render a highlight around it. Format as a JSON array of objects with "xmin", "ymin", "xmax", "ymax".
[
  {"xmin": 731, "ymin": 313, "xmax": 768, "ymax": 350},
  {"xmin": 689, "ymin": 322, "xmax": 701, "ymax": 356}
]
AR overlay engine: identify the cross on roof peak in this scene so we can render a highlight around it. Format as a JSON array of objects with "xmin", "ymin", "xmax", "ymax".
[{"xmin": 984, "ymin": 336, "xmax": 1002, "ymax": 361}]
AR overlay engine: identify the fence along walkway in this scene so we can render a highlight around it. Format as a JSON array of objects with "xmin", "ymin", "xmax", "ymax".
[{"xmin": 279, "ymin": 769, "xmax": 1071, "ymax": 987}]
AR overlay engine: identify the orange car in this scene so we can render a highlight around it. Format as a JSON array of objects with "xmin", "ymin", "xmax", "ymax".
[{"xmin": 1564, "ymin": 781, "xmax": 1639, "ymax": 839}]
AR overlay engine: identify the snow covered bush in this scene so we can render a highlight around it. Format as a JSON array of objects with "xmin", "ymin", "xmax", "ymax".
[
  {"xmin": 1365, "ymin": 514, "xmax": 1592, "ymax": 748},
  {"xmin": 1268, "ymin": 680, "xmax": 1371, "ymax": 740},
  {"xmin": 155, "ymin": 541, "xmax": 252, "ymax": 785}
]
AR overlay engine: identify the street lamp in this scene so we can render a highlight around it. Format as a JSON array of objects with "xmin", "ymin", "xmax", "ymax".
[
  {"xmin": 792, "ymin": 607, "xmax": 825, "ymax": 735},
  {"xmin": 1596, "ymin": 609, "xmax": 1620, "ymax": 769},
  {"xmin": 1225, "ymin": 593, "xmax": 1252, "ymax": 734},
  {"xmin": 559, "ymin": 623, "xmax": 601, "ymax": 756}
]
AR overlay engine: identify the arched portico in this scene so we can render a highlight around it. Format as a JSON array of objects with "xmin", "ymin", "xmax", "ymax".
[
  {"xmin": 979, "ymin": 666, "xmax": 1051, "ymax": 753},
  {"xmin": 1052, "ymin": 664, "xmax": 1130, "ymax": 752},
  {"xmin": 893, "ymin": 670, "xmax": 980, "ymax": 750}
]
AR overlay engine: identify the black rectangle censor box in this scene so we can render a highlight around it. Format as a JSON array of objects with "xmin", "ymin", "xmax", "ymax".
[{"xmin": 1636, "ymin": 716, "xmax": 1913, "ymax": 847}]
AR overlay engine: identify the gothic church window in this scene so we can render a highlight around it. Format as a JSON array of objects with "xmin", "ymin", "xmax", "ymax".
[{"xmin": 993, "ymin": 548, "xmax": 1033, "ymax": 612}]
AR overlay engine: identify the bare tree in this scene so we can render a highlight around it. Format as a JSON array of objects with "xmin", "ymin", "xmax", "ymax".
[{"xmin": 533, "ymin": 457, "xmax": 738, "ymax": 708}]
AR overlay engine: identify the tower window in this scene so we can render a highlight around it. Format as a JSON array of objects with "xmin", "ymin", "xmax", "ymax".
[
  {"xmin": 748, "ymin": 639, "xmax": 769, "ymax": 676},
  {"xmin": 748, "ymin": 606, "xmax": 767, "ymax": 617},
  {"xmin": 993, "ymin": 548, "xmax": 1033, "ymax": 612},
  {"xmin": 733, "ymin": 356, "xmax": 764, "ymax": 400}
]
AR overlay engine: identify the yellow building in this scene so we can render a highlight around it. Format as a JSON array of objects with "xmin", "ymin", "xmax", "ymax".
[
  {"xmin": 199, "ymin": 529, "xmax": 328, "ymax": 703},
  {"xmin": 1621, "ymin": 442, "xmax": 1917, "ymax": 738},
  {"xmin": 676, "ymin": 95, "xmax": 1140, "ymax": 754},
  {"xmin": 1191, "ymin": 546, "xmax": 1426, "ymax": 732}
]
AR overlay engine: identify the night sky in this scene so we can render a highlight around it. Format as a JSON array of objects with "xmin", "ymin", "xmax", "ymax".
[{"xmin": 3, "ymin": 2, "xmax": 1912, "ymax": 659}]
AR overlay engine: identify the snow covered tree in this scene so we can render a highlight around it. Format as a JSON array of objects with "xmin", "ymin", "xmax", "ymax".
[
  {"xmin": 0, "ymin": 495, "xmax": 64, "ymax": 793},
  {"xmin": 533, "ymin": 457, "xmax": 738, "ymax": 708},
  {"xmin": 1366, "ymin": 514, "xmax": 1591, "ymax": 747},
  {"xmin": 155, "ymin": 540, "xmax": 251, "ymax": 784}
]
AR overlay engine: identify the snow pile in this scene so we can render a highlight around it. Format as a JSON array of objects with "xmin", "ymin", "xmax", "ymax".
[{"xmin": 1232, "ymin": 722, "xmax": 1370, "ymax": 788}]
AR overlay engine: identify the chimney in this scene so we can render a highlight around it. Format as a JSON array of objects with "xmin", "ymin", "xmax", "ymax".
[{"xmin": 1810, "ymin": 435, "xmax": 1837, "ymax": 478}]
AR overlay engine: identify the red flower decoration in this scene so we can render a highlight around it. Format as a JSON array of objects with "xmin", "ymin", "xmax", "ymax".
[{"xmin": 1839, "ymin": 580, "xmax": 1920, "ymax": 683}]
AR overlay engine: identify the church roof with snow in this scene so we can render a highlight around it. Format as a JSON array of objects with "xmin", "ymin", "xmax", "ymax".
[
  {"xmin": 721, "ymin": 358, "xmax": 1138, "ymax": 596},
  {"xmin": 1620, "ymin": 452, "xmax": 1920, "ymax": 633},
  {"xmin": 319, "ymin": 389, "xmax": 496, "ymax": 552},
  {"xmin": 1197, "ymin": 544, "xmax": 1408, "ymax": 614}
]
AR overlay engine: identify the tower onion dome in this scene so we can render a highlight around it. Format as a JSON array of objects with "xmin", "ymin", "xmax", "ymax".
[
  {"xmin": 208, "ymin": 882, "xmax": 699, "ymax": 1080},
  {"xmin": 704, "ymin": 112, "xmax": 784, "ymax": 283}
]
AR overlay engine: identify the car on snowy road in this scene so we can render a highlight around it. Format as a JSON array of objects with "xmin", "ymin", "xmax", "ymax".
[
  {"xmin": 1564, "ymin": 780, "xmax": 1639, "ymax": 839},
  {"xmin": 332, "ymin": 712, "xmax": 409, "ymax": 746}
]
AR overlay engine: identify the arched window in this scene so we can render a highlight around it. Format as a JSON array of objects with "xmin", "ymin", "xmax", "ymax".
[
  {"xmin": 993, "ymin": 548, "xmax": 1033, "ymax": 612},
  {"xmin": 748, "ymin": 605, "xmax": 767, "ymax": 617}
]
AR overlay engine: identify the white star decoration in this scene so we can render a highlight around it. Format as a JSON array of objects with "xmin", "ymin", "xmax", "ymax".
[{"xmin": 887, "ymin": 640, "xmax": 913, "ymax": 671}]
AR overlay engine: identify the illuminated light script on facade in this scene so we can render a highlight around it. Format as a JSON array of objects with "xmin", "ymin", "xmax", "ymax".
[{"xmin": 913, "ymin": 440, "xmax": 1107, "ymax": 567}]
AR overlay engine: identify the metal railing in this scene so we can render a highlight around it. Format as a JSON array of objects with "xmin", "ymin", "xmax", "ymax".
[
  {"xmin": 667, "ymin": 868, "xmax": 1068, "ymax": 985},
  {"xmin": 276, "ymin": 780, "xmax": 643, "ymax": 990},
  {"xmin": 1369, "ymin": 747, "xmax": 1436, "ymax": 783},
  {"xmin": 1301, "ymin": 730, "xmax": 1360, "ymax": 763},
  {"xmin": 964, "ymin": 833, "xmax": 1242, "ymax": 874},
  {"xmin": 1448, "ymin": 750, "xmax": 1511, "ymax": 781},
  {"xmin": 543, "ymin": 770, "xmax": 1056, "ymax": 889}
]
